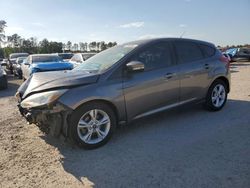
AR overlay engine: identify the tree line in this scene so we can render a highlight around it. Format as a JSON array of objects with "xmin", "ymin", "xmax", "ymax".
[{"xmin": 0, "ymin": 20, "xmax": 117, "ymax": 58}]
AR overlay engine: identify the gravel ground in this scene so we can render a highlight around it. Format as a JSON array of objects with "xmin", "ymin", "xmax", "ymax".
[{"xmin": 0, "ymin": 62, "xmax": 250, "ymax": 188}]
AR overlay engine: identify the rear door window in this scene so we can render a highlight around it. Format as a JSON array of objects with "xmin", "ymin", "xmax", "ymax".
[
  {"xmin": 199, "ymin": 44, "xmax": 215, "ymax": 58},
  {"xmin": 174, "ymin": 41, "xmax": 203, "ymax": 63}
]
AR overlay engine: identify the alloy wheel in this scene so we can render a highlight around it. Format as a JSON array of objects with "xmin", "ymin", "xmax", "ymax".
[
  {"xmin": 211, "ymin": 84, "xmax": 226, "ymax": 108},
  {"xmin": 77, "ymin": 109, "xmax": 111, "ymax": 144}
]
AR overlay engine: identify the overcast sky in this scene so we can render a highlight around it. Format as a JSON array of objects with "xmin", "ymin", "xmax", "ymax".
[{"xmin": 1, "ymin": 0, "xmax": 250, "ymax": 46}]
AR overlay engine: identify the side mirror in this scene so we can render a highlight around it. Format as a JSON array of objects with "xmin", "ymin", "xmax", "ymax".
[{"xmin": 126, "ymin": 61, "xmax": 145, "ymax": 72}]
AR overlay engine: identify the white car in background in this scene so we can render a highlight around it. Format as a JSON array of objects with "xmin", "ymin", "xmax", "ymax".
[{"xmin": 69, "ymin": 53, "xmax": 96, "ymax": 67}]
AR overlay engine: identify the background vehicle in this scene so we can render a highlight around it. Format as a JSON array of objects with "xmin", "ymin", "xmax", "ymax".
[
  {"xmin": 13, "ymin": 57, "xmax": 27, "ymax": 79},
  {"xmin": 0, "ymin": 65, "xmax": 7, "ymax": 89},
  {"xmin": 56, "ymin": 53, "xmax": 73, "ymax": 61},
  {"xmin": 69, "ymin": 53, "xmax": 96, "ymax": 67},
  {"xmin": 0, "ymin": 59, "xmax": 8, "ymax": 66},
  {"xmin": 21, "ymin": 54, "xmax": 73, "ymax": 80},
  {"xmin": 17, "ymin": 38, "xmax": 230, "ymax": 149},
  {"xmin": 226, "ymin": 48, "xmax": 250, "ymax": 61},
  {"xmin": 7, "ymin": 53, "xmax": 29, "ymax": 74}
]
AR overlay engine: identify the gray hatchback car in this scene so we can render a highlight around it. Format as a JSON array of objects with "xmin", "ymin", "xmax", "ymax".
[{"xmin": 16, "ymin": 38, "xmax": 230, "ymax": 149}]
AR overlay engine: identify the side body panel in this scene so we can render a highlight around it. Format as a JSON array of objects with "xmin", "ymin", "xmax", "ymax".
[
  {"xmin": 123, "ymin": 66, "xmax": 180, "ymax": 121},
  {"xmin": 58, "ymin": 79, "xmax": 126, "ymax": 122}
]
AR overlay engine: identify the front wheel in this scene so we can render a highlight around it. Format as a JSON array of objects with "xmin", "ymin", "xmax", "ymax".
[
  {"xmin": 204, "ymin": 80, "xmax": 228, "ymax": 111},
  {"xmin": 69, "ymin": 102, "xmax": 116, "ymax": 149}
]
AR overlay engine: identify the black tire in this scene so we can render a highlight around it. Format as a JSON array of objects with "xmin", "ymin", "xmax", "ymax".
[
  {"xmin": 69, "ymin": 102, "xmax": 116, "ymax": 149},
  {"xmin": 204, "ymin": 79, "xmax": 228, "ymax": 111}
]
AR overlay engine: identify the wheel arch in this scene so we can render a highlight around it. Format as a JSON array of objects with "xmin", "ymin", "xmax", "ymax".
[
  {"xmin": 213, "ymin": 76, "xmax": 230, "ymax": 93},
  {"xmin": 72, "ymin": 99, "xmax": 120, "ymax": 123}
]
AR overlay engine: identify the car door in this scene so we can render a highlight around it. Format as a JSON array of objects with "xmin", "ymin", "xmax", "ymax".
[
  {"xmin": 174, "ymin": 40, "xmax": 211, "ymax": 102},
  {"xmin": 123, "ymin": 41, "xmax": 180, "ymax": 120}
]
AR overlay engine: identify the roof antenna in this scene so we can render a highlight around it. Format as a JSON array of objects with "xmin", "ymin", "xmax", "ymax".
[{"xmin": 180, "ymin": 31, "xmax": 186, "ymax": 38}]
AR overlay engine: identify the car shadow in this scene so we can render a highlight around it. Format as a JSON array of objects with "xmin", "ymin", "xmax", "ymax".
[
  {"xmin": 230, "ymin": 61, "xmax": 250, "ymax": 73},
  {"xmin": 42, "ymin": 98, "xmax": 250, "ymax": 187},
  {"xmin": 231, "ymin": 61, "xmax": 250, "ymax": 67},
  {"xmin": 230, "ymin": 69, "xmax": 239, "ymax": 73}
]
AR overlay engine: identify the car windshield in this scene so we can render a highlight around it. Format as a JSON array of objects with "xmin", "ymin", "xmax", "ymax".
[
  {"xmin": 58, "ymin": 53, "xmax": 73, "ymax": 60},
  {"xmin": 74, "ymin": 44, "xmax": 137, "ymax": 73},
  {"xmin": 17, "ymin": 57, "xmax": 26, "ymax": 63},
  {"xmin": 32, "ymin": 56, "xmax": 62, "ymax": 63},
  {"xmin": 10, "ymin": 54, "xmax": 28, "ymax": 59}
]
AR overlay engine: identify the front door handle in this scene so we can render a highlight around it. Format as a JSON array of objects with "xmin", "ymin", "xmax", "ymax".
[{"xmin": 204, "ymin": 63, "xmax": 210, "ymax": 69}]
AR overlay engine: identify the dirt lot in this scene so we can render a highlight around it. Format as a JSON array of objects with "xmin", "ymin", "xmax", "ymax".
[{"xmin": 0, "ymin": 62, "xmax": 250, "ymax": 188}]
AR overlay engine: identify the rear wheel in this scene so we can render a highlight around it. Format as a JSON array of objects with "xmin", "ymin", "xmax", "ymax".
[
  {"xmin": 69, "ymin": 102, "xmax": 116, "ymax": 149},
  {"xmin": 204, "ymin": 80, "xmax": 228, "ymax": 111}
]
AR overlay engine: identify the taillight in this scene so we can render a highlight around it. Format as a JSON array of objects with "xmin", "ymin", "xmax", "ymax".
[{"xmin": 220, "ymin": 55, "xmax": 230, "ymax": 68}]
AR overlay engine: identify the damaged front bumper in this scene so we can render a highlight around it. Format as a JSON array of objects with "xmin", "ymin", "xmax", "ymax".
[{"xmin": 18, "ymin": 102, "xmax": 72, "ymax": 137}]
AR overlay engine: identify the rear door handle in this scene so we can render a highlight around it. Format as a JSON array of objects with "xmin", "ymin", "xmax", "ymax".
[{"xmin": 204, "ymin": 63, "xmax": 210, "ymax": 69}]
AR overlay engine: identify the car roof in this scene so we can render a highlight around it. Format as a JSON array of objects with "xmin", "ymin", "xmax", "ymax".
[
  {"xmin": 10, "ymin": 52, "xmax": 29, "ymax": 55},
  {"xmin": 30, "ymin": 54, "xmax": 59, "ymax": 57},
  {"xmin": 123, "ymin": 38, "xmax": 215, "ymax": 47}
]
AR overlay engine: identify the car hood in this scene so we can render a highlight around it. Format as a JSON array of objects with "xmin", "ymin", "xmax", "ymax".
[
  {"xmin": 31, "ymin": 61, "xmax": 73, "ymax": 70},
  {"xmin": 19, "ymin": 70, "xmax": 99, "ymax": 99}
]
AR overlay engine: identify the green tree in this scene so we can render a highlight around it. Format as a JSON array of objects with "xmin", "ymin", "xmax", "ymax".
[
  {"xmin": 72, "ymin": 43, "xmax": 79, "ymax": 52},
  {"xmin": 49, "ymin": 41, "xmax": 63, "ymax": 53},
  {"xmin": 8, "ymin": 34, "xmax": 21, "ymax": 47},
  {"xmin": 39, "ymin": 38, "xmax": 50, "ymax": 53},
  {"xmin": 66, "ymin": 41, "xmax": 72, "ymax": 51},
  {"xmin": 89, "ymin": 41, "xmax": 97, "ymax": 52},
  {"xmin": 100, "ymin": 41, "xmax": 107, "ymax": 51},
  {"xmin": 62, "ymin": 43, "xmax": 66, "ymax": 52},
  {"xmin": 0, "ymin": 20, "xmax": 7, "ymax": 47}
]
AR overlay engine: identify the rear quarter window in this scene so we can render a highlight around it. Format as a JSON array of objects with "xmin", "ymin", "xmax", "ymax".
[{"xmin": 199, "ymin": 44, "xmax": 216, "ymax": 58}]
